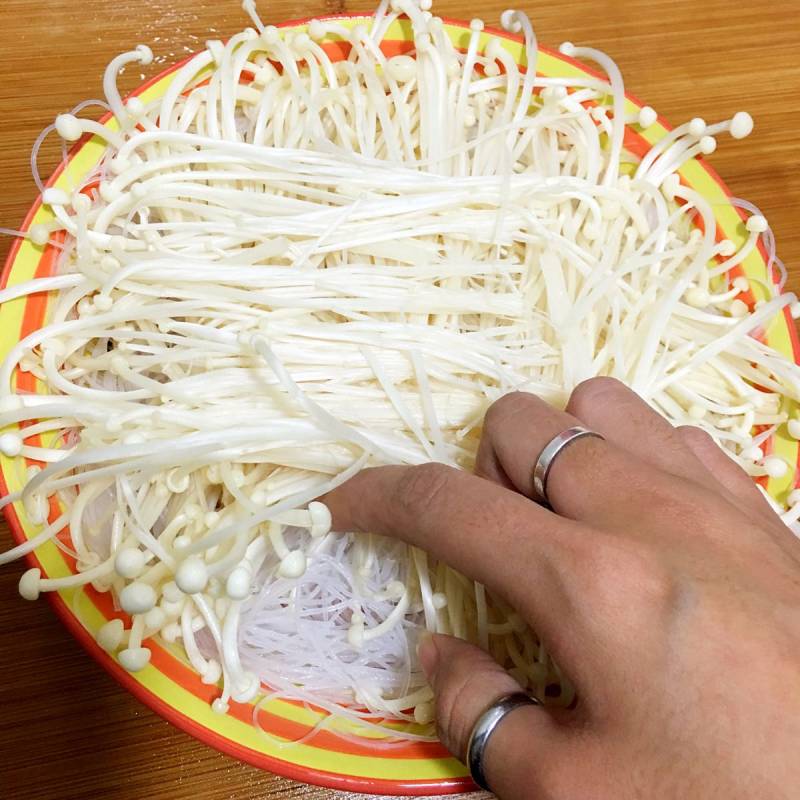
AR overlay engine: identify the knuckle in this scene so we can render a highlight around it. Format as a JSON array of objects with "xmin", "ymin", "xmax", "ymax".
[
  {"xmin": 630, "ymin": 557, "xmax": 673, "ymax": 607},
  {"xmin": 394, "ymin": 463, "xmax": 455, "ymax": 517},
  {"xmin": 484, "ymin": 390, "xmax": 536, "ymax": 433},
  {"xmin": 567, "ymin": 376, "xmax": 626, "ymax": 418},
  {"xmin": 677, "ymin": 424, "xmax": 715, "ymax": 451},
  {"xmin": 582, "ymin": 538, "xmax": 673, "ymax": 615}
]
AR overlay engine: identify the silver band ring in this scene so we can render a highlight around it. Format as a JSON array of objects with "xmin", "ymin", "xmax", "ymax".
[
  {"xmin": 467, "ymin": 691, "xmax": 541, "ymax": 791},
  {"xmin": 533, "ymin": 425, "xmax": 605, "ymax": 504}
]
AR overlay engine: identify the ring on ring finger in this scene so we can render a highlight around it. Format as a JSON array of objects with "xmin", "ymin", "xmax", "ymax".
[{"xmin": 533, "ymin": 425, "xmax": 605, "ymax": 505}]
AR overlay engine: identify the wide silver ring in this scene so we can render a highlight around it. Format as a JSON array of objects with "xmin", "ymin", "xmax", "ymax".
[
  {"xmin": 533, "ymin": 425, "xmax": 604, "ymax": 504},
  {"xmin": 466, "ymin": 692, "xmax": 541, "ymax": 791}
]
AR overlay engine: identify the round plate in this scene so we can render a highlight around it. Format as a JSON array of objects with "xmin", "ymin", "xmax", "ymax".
[{"xmin": 2, "ymin": 14, "xmax": 798, "ymax": 795}]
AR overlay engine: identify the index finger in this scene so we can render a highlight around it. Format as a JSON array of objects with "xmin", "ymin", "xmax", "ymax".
[{"xmin": 321, "ymin": 462, "xmax": 582, "ymax": 647}]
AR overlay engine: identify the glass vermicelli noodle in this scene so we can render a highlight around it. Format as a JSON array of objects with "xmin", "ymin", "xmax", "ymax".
[{"xmin": 1, "ymin": 0, "xmax": 799, "ymax": 742}]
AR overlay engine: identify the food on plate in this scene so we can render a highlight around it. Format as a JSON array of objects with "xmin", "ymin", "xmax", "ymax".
[{"xmin": 0, "ymin": 0, "xmax": 797, "ymax": 741}]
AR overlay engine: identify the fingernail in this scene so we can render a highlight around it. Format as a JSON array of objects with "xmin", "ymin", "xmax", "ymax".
[{"xmin": 416, "ymin": 631, "xmax": 439, "ymax": 681}]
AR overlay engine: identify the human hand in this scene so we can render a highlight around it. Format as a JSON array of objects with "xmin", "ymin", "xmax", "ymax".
[{"xmin": 323, "ymin": 378, "xmax": 800, "ymax": 799}]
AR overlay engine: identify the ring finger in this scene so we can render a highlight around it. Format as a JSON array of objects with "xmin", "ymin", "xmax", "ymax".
[
  {"xmin": 477, "ymin": 378, "xmax": 777, "ymax": 528},
  {"xmin": 475, "ymin": 385, "xmax": 708, "ymax": 527}
]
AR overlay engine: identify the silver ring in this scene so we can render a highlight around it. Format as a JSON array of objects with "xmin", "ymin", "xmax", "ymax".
[
  {"xmin": 467, "ymin": 692, "xmax": 541, "ymax": 791},
  {"xmin": 533, "ymin": 425, "xmax": 604, "ymax": 504}
]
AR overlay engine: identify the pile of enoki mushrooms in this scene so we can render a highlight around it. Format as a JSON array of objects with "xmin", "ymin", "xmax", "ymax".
[{"xmin": 0, "ymin": 0, "xmax": 798, "ymax": 742}]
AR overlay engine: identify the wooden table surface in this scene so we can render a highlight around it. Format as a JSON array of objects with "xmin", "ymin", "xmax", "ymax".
[{"xmin": 0, "ymin": 1, "xmax": 798, "ymax": 798}]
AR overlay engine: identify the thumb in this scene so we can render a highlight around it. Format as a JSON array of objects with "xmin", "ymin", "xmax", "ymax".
[{"xmin": 419, "ymin": 633, "xmax": 571, "ymax": 798}]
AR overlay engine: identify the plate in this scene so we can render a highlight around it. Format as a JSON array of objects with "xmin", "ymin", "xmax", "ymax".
[{"xmin": 1, "ymin": 13, "xmax": 797, "ymax": 795}]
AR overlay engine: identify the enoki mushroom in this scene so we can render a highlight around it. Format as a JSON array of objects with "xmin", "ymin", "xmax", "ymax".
[{"xmin": 1, "ymin": 0, "xmax": 799, "ymax": 741}]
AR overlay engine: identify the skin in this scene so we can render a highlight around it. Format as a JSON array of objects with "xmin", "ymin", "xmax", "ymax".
[{"xmin": 323, "ymin": 377, "xmax": 800, "ymax": 799}]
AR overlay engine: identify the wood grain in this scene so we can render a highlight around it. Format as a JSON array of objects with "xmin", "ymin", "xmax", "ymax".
[{"xmin": 0, "ymin": 2, "xmax": 797, "ymax": 798}]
